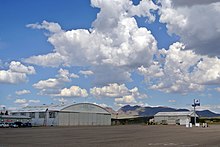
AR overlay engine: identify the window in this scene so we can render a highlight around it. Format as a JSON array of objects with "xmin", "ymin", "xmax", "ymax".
[
  {"xmin": 49, "ymin": 112, "xmax": 56, "ymax": 118},
  {"xmin": 39, "ymin": 112, "xmax": 46, "ymax": 118},
  {"xmin": 20, "ymin": 112, "xmax": 26, "ymax": 116},
  {"xmin": 29, "ymin": 112, "xmax": 35, "ymax": 118}
]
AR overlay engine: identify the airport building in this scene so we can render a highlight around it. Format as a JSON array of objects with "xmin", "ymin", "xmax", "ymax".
[
  {"xmin": 11, "ymin": 103, "xmax": 111, "ymax": 126},
  {"xmin": 154, "ymin": 111, "xmax": 198, "ymax": 125},
  {"xmin": 0, "ymin": 115, "xmax": 31, "ymax": 123}
]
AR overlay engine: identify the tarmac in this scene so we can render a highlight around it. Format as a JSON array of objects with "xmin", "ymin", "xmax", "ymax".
[{"xmin": 0, "ymin": 125, "xmax": 220, "ymax": 147}]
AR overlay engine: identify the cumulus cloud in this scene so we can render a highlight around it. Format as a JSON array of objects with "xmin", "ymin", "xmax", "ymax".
[
  {"xmin": 33, "ymin": 68, "xmax": 78, "ymax": 95},
  {"xmin": 14, "ymin": 99, "xmax": 40, "ymax": 107},
  {"xmin": 79, "ymin": 70, "xmax": 94, "ymax": 77},
  {"xmin": 128, "ymin": 0, "xmax": 159, "ymax": 22},
  {"xmin": 59, "ymin": 86, "xmax": 88, "ymax": 97},
  {"xmin": 91, "ymin": 83, "xmax": 147, "ymax": 106},
  {"xmin": 24, "ymin": 0, "xmax": 158, "ymax": 85},
  {"xmin": 158, "ymin": 0, "xmax": 220, "ymax": 56},
  {"xmin": 22, "ymin": 0, "xmax": 220, "ymax": 96},
  {"xmin": 55, "ymin": 98, "xmax": 68, "ymax": 103},
  {"xmin": 9, "ymin": 61, "xmax": 35, "ymax": 74},
  {"xmin": 15, "ymin": 90, "xmax": 31, "ymax": 95},
  {"xmin": 92, "ymin": 102, "xmax": 109, "ymax": 108},
  {"xmin": 91, "ymin": 83, "xmax": 130, "ymax": 97},
  {"xmin": 14, "ymin": 99, "xmax": 27, "ymax": 104},
  {"xmin": 139, "ymin": 42, "xmax": 220, "ymax": 94},
  {"xmin": 115, "ymin": 95, "xmax": 137, "ymax": 105},
  {"xmin": 24, "ymin": 52, "xmax": 66, "ymax": 68},
  {"xmin": 28, "ymin": 99, "xmax": 40, "ymax": 103},
  {"xmin": 0, "ymin": 61, "xmax": 35, "ymax": 84}
]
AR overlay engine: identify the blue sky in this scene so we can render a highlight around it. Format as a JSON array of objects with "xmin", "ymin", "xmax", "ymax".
[{"xmin": 1, "ymin": 0, "xmax": 220, "ymax": 112}]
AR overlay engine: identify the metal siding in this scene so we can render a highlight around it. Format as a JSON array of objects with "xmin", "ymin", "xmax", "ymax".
[
  {"xmin": 69, "ymin": 113, "xmax": 74, "ymax": 126},
  {"xmin": 58, "ymin": 112, "xmax": 69, "ymax": 126},
  {"xmin": 97, "ymin": 114, "xmax": 102, "ymax": 125},
  {"xmin": 78, "ymin": 113, "xmax": 84, "ymax": 125},
  {"xmin": 92, "ymin": 113, "xmax": 97, "ymax": 125},
  {"xmin": 101, "ymin": 114, "xmax": 105, "ymax": 125},
  {"xmin": 104, "ymin": 115, "xmax": 110, "ymax": 125},
  {"xmin": 88, "ymin": 113, "xmax": 93, "ymax": 125}
]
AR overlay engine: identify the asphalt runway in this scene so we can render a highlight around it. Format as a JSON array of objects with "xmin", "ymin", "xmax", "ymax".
[{"xmin": 0, "ymin": 125, "xmax": 220, "ymax": 147}]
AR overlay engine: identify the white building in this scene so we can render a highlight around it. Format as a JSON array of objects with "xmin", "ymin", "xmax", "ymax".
[
  {"xmin": 154, "ymin": 111, "xmax": 198, "ymax": 125},
  {"xmin": 12, "ymin": 103, "xmax": 111, "ymax": 126}
]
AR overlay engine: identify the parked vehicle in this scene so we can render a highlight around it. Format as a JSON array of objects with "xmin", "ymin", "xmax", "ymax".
[
  {"xmin": 23, "ymin": 122, "xmax": 32, "ymax": 127},
  {"xmin": 0, "ymin": 122, "xmax": 10, "ymax": 128},
  {"xmin": 14, "ymin": 122, "xmax": 24, "ymax": 127},
  {"xmin": 9, "ymin": 123, "xmax": 18, "ymax": 128}
]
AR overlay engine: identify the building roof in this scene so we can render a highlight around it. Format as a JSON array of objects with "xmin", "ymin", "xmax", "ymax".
[
  {"xmin": 12, "ymin": 103, "xmax": 68, "ymax": 113},
  {"xmin": 12, "ymin": 103, "xmax": 110, "ymax": 114},
  {"xmin": 154, "ymin": 111, "xmax": 198, "ymax": 117}
]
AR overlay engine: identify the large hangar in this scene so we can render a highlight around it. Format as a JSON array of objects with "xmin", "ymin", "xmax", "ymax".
[{"xmin": 12, "ymin": 103, "xmax": 111, "ymax": 126}]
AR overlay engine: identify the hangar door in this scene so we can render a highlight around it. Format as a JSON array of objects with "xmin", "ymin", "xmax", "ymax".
[{"xmin": 58, "ymin": 112, "xmax": 111, "ymax": 126}]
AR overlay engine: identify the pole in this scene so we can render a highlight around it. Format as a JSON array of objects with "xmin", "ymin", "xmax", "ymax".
[{"xmin": 194, "ymin": 103, "xmax": 196, "ymax": 125}]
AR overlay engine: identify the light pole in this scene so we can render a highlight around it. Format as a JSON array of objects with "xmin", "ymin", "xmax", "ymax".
[{"xmin": 192, "ymin": 99, "xmax": 200, "ymax": 125}]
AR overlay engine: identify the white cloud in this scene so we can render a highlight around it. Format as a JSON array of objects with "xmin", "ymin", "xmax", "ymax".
[
  {"xmin": 168, "ymin": 100, "xmax": 176, "ymax": 103},
  {"xmin": 79, "ymin": 70, "xmax": 94, "ymax": 77},
  {"xmin": 25, "ymin": 0, "xmax": 158, "ymax": 85},
  {"xmin": 115, "ymin": 95, "xmax": 137, "ymax": 104},
  {"xmin": 57, "ymin": 98, "xmax": 67, "ymax": 103},
  {"xmin": 9, "ymin": 61, "xmax": 35, "ymax": 75},
  {"xmin": 14, "ymin": 99, "xmax": 40, "ymax": 107},
  {"xmin": 91, "ymin": 83, "xmax": 130, "ymax": 97},
  {"xmin": 29, "ymin": 99, "xmax": 40, "ymax": 103},
  {"xmin": 128, "ymin": 0, "xmax": 159, "ymax": 22},
  {"xmin": 26, "ymin": 20, "xmax": 62, "ymax": 33},
  {"xmin": 158, "ymin": 0, "xmax": 220, "ymax": 56},
  {"xmin": 33, "ymin": 68, "xmax": 77, "ymax": 90},
  {"xmin": 33, "ymin": 78, "xmax": 60, "ymax": 90},
  {"xmin": 91, "ymin": 83, "xmax": 147, "ymax": 106},
  {"xmin": 139, "ymin": 42, "xmax": 220, "ymax": 94},
  {"xmin": 14, "ymin": 99, "xmax": 27, "ymax": 104},
  {"xmin": 0, "ymin": 61, "xmax": 35, "ymax": 84},
  {"xmin": 24, "ymin": 52, "xmax": 66, "ymax": 68},
  {"xmin": 215, "ymin": 87, "xmax": 220, "ymax": 92},
  {"xmin": 70, "ymin": 73, "xmax": 79, "ymax": 79},
  {"xmin": 0, "ymin": 70, "xmax": 27, "ymax": 84},
  {"xmin": 90, "ymin": 83, "xmax": 147, "ymax": 98},
  {"xmin": 15, "ymin": 90, "xmax": 31, "ymax": 95},
  {"xmin": 22, "ymin": 0, "xmax": 220, "ymax": 96},
  {"xmin": 59, "ymin": 86, "xmax": 88, "ymax": 97}
]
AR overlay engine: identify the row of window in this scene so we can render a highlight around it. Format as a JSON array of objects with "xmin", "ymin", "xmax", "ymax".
[{"xmin": 14, "ymin": 112, "xmax": 56, "ymax": 118}]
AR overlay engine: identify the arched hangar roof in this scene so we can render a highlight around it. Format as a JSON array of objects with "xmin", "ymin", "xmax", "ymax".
[{"xmin": 61, "ymin": 103, "xmax": 110, "ymax": 114}]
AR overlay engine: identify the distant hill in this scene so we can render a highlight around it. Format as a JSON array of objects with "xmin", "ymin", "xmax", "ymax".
[
  {"xmin": 116, "ymin": 105, "xmax": 220, "ymax": 118},
  {"xmin": 196, "ymin": 110, "xmax": 220, "ymax": 117}
]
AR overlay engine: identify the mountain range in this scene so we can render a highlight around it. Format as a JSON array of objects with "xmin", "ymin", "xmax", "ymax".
[{"xmin": 106, "ymin": 105, "xmax": 220, "ymax": 118}]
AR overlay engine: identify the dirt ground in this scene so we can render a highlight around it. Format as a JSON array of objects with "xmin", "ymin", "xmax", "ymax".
[{"xmin": 0, "ymin": 125, "xmax": 220, "ymax": 147}]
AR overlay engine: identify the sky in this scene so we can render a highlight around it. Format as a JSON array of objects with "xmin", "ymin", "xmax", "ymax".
[{"xmin": 1, "ymin": 0, "xmax": 220, "ymax": 112}]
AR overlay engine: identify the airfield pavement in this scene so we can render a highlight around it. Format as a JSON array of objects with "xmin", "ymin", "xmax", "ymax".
[{"xmin": 0, "ymin": 125, "xmax": 220, "ymax": 147}]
